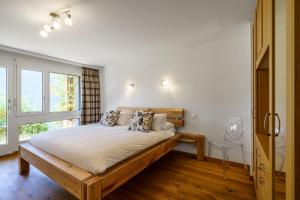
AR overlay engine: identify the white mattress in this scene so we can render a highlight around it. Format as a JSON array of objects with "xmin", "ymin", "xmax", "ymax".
[{"xmin": 29, "ymin": 125, "xmax": 174, "ymax": 174}]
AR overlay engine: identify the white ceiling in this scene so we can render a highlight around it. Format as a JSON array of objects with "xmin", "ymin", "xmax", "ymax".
[{"xmin": 0, "ymin": 0, "xmax": 255, "ymax": 66}]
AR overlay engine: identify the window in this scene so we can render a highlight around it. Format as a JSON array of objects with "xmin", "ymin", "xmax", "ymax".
[
  {"xmin": 17, "ymin": 69, "xmax": 81, "ymax": 141},
  {"xmin": 0, "ymin": 67, "xmax": 7, "ymax": 145},
  {"xmin": 50, "ymin": 73, "xmax": 80, "ymax": 112},
  {"xmin": 19, "ymin": 119, "xmax": 79, "ymax": 141},
  {"xmin": 21, "ymin": 70, "xmax": 43, "ymax": 112}
]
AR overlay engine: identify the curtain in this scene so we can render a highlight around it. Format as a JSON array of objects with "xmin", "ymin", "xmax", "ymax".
[{"xmin": 81, "ymin": 67, "xmax": 101, "ymax": 125}]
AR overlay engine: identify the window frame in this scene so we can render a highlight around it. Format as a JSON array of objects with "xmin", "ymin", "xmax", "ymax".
[
  {"xmin": 16, "ymin": 67, "xmax": 81, "ymax": 117},
  {"xmin": 15, "ymin": 58, "xmax": 82, "ymax": 142},
  {"xmin": 0, "ymin": 55, "xmax": 86, "ymax": 153},
  {"xmin": 16, "ymin": 66, "xmax": 46, "ymax": 116}
]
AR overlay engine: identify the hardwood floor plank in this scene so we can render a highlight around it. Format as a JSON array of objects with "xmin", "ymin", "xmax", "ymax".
[{"xmin": 0, "ymin": 151, "xmax": 256, "ymax": 200}]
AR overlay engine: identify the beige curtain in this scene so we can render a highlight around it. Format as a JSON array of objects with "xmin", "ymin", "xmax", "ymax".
[{"xmin": 81, "ymin": 67, "xmax": 101, "ymax": 125}]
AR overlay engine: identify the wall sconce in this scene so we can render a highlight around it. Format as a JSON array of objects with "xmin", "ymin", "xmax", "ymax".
[
  {"xmin": 161, "ymin": 80, "xmax": 170, "ymax": 88},
  {"xmin": 128, "ymin": 82, "xmax": 135, "ymax": 89}
]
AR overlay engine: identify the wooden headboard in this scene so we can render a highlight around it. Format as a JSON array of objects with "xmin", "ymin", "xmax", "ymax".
[{"xmin": 117, "ymin": 107, "xmax": 184, "ymax": 128}]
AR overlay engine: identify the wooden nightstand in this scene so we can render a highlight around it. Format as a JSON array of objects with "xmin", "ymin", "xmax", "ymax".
[{"xmin": 178, "ymin": 132, "xmax": 205, "ymax": 161}]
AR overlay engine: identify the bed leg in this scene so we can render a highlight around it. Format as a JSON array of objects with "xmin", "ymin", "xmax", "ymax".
[
  {"xmin": 86, "ymin": 178, "xmax": 102, "ymax": 200},
  {"xmin": 19, "ymin": 157, "xmax": 30, "ymax": 175}
]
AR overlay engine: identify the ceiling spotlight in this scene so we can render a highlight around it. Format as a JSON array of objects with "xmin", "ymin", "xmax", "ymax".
[
  {"xmin": 52, "ymin": 20, "xmax": 61, "ymax": 29},
  {"xmin": 50, "ymin": 12, "xmax": 61, "ymax": 29},
  {"xmin": 43, "ymin": 25, "xmax": 52, "ymax": 32},
  {"xmin": 64, "ymin": 12, "xmax": 72, "ymax": 26},
  {"xmin": 40, "ymin": 30, "xmax": 48, "ymax": 38}
]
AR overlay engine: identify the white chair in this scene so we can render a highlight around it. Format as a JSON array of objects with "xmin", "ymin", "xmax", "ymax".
[{"xmin": 208, "ymin": 117, "xmax": 246, "ymax": 179}]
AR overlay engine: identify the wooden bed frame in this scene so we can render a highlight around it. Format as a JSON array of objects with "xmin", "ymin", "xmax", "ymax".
[{"xmin": 18, "ymin": 107, "xmax": 184, "ymax": 200}]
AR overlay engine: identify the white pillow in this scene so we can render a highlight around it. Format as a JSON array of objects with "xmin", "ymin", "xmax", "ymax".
[
  {"xmin": 116, "ymin": 111, "xmax": 133, "ymax": 125},
  {"xmin": 162, "ymin": 122, "xmax": 174, "ymax": 130},
  {"xmin": 151, "ymin": 114, "xmax": 167, "ymax": 131}
]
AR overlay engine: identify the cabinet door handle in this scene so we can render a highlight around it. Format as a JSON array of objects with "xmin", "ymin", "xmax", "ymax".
[
  {"xmin": 7, "ymin": 105, "xmax": 11, "ymax": 112},
  {"xmin": 275, "ymin": 113, "xmax": 281, "ymax": 137},
  {"xmin": 263, "ymin": 112, "xmax": 271, "ymax": 136}
]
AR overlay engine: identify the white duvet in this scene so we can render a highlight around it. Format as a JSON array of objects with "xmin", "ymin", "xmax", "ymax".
[{"xmin": 29, "ymin": 125, "xmax": 174, "ymax": 174}]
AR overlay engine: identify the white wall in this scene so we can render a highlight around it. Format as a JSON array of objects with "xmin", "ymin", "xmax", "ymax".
[{"xmin": 103, "ymin": 24, "xmax": 252, "ymax": 165}]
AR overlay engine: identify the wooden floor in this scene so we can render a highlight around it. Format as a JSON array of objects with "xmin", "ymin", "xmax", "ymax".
[{"xmin": 0, "ymin": 152, "xmax": 256, "ymax": 200}]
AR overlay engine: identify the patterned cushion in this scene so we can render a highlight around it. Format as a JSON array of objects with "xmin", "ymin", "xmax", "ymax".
[
  {"xmin": 100, "ymin": 110, "xmax": 120, "ymax": 126},
  {"xmin": 128, "ymin": 111, "xmax": 155, "ymax": 132}
]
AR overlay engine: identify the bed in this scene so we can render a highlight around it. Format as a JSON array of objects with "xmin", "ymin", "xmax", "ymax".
[{"xmin": 18, "ymin": 107, "xmax": 184, "ymax": 200}]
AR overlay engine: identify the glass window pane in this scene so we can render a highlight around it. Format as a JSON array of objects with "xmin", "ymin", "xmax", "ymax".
[
  {"xmin": 21, "ymin": 70, "xmax": 43, "ymax": 112},
  {"xmin": 0, "ymin": 67, "xmax": 7, "ymax": 145},
  {"xmin": 19, "ymin": 119, "xmax": 79, "ymax": 141},
  {"xmin": 50, "ymin": 73, "xmax": 79, "ymax": 112}
]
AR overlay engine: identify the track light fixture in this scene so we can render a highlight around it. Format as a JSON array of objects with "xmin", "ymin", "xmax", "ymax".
[{"xmin": 40, "ymin": 8, "xmax": 72, "ymax": 38}]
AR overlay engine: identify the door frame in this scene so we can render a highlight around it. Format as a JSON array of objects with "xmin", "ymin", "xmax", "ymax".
[
  {"xmin": 285, "ymin": 0, "xmax": 299, "ymax": 199},
  {"xmin": 0, "ymin": 53, "xmax": 17, "ymax": 156}
]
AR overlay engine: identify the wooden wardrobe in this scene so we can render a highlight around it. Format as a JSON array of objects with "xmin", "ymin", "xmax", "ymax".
[{"xmin": 252, "ymin": 0, "xmax": 276, "ymax": 199}]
